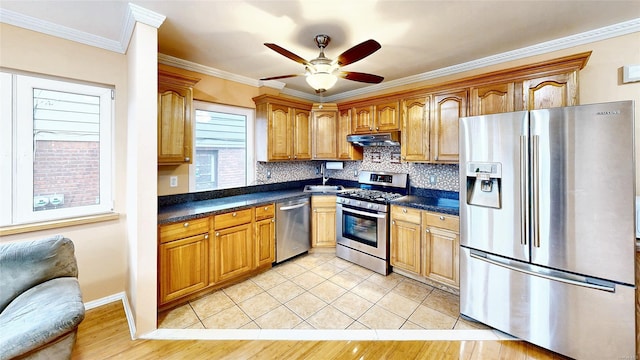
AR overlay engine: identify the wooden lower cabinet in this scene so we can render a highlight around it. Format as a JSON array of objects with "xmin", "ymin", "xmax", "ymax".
[
  {"xmin": 255, "ymin": 204, "xmax": 275, "ymax": 267},
  {"xmin": 390, "ymin": 205, "xmax": 460, "ymax": 289},
  {"xmin": 213, "ymin": 222, "xmax": 253, "ymax": 283},
  {"xmin": 311, "ymin": 195, "xmax": 337, "ymax": 247},
  {"xmin": 158, "ymin": 204, "xmax": 276, "ymax": 309},
  {"xmin": 158, "ymin": 233, "xmax": 208, "ymax": 305},
  {"xmin": 390, "ymin": 206, "xmax": 422, "ymax": 273}
]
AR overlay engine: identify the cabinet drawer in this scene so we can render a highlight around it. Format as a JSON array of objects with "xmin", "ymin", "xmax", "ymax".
[
  {"xmin": 423, "ymin": 212, "xmax": 459, "ymax": 232},
  {"xmin": 255, "ymin": 204, "xmax": 275, "ymax": 221},
  {"xmin": 159, "ymin": 217, "xmax": 211, "ymax": 244},
  {"xmin": 391, "ymin": 205, "xmax": 421, "ymax": 224},
  {"xmin": 312, "ymin": 195, "xmax": 337, "ymax": 207},
  {"xmin": 215, "ymin": 208, "xmax": 253, "ymax": 230}
]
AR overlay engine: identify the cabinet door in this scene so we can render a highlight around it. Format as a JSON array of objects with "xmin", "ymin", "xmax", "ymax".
[
  {"xmin": 390, "ymin": 218, "xmax": 421, "ymax": 274},
  {"xmin": 375, "ymin": 101, "xmax": 400, "ymax": 132},
  {"xmin": 523, "ymin": 72, "xmax": 578, "ymax": 110},
  {"xmin": 214, "ymin": 223, "xmax": 253, "ymax": 283},
  {"xmin": 423, "ymin": 227, "xmax": 459, "ymax": 288},
  {"xmin": 292, "ymin": 108, "xmax": 312, "ymax": 160},
  {"xmin": 159, "ymin": 233, "xmax": 208, "ymax": 304},
  {"xmin": 268, "ymin": 103, "xmax": 292, "ymax": 160},
  {"xmin": 158, "ymin": 87, "xmax": 193, "ymax": 164},
  {"xmin": 431, "ymin": 90, "xmax": 467, "ymax": 162},
  {"xmin": 312, "ymin": 207, "xmax": 336, "ymax": 248},
  {"xmin": 352, "ymin": 105, "xmax": 375, "ymax": 134},
  {"xmin": 401, "ymin": 95, "xmax": 430, "ymax": 162},
  {"xmin": 255, "ymin": 217, "xmax": 275, "ymax": 267},
  {"xmin": 337, "ymin": 109, "xmax": 362, "ymax": 160},
  {"xmin": 470, "ymin": 82, "xmax": 515, "ymax": 115},
  {"xmin": 312, "ymin": 110, "xmax": 338, "ymax": 159}
]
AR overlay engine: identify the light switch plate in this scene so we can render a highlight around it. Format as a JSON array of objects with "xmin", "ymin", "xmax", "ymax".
[{"xmin": 169, "ymin": 176, "xmax": 178, "ymax": 187}]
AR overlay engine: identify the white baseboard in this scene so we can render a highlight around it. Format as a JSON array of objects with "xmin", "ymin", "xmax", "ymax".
[{"xmin": 83, "ymin": 292, "xmax": 136, "ymax": 339}]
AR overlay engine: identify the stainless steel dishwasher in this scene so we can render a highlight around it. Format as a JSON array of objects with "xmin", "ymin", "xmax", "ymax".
[{"xmin": 276, "ymin": 197, "xmax": 310, "ymax": 263}]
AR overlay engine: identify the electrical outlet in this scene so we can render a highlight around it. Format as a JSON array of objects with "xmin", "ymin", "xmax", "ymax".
[
  {"xmin": 354, "ymin": 169, "xmax": 358, "ymax": 177},
  {"xmin": 169, "ymin": 176, "xmax": 178, "ymax": 187},
  {"xmin": 266, "ymin": 170, "xmax": 271, "ymax": 179},
  {"xmin": 429, "ymin": 175, "xmax": 437, "ymax": 185}
]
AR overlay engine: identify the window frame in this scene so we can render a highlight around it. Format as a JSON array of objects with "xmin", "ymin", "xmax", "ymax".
[
  {"xmin": 1, "ymin": 70, "xmax": 114, "ymax": 226},
  {"xmin": 190, "ymin": 101, "xmax": 255, "ymax": 192}
]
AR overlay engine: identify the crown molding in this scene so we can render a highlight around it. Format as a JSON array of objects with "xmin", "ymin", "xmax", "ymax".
[
  {"xmin": 0, "ymin": 8, "xmax": 124, "ymax": 52},
  {"xmin": 157, "ymin": 53, "xmax": 268, "ymax": 89},
  {"xmin": 1, "ymin": 6, "xmax": 637, "ymax": 102},
  {"xmin": 0, "ymin": 4, "xmax": 165, "ymax": 54},
  {"xmin": 323, "ymin": 17, "xmax": 640, "ymax": 102}
]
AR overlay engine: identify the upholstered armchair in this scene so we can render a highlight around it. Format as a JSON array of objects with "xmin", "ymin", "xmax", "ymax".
[{"xmin": 0, "ymin": 235, "xmax": 85, "ymax": 360}]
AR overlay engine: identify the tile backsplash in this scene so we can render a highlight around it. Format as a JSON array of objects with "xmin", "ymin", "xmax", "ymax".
[{"xmin": 256, "ymin": 146, "xmax": 460, "ymax": 192}]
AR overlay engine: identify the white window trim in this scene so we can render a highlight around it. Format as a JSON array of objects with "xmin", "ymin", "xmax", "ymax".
[
  {"xmin": 1, "ymin": 71, "xmax": 114, "ymax": 226},
  {"xmin": 190, "ymin": 101, "xmax": 255, "ymax": 192}
]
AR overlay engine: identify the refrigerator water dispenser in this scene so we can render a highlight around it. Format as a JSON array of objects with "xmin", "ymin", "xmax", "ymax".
[{"xmin": 466, "ymin": 162, "xmax": 501, "ymax": 209}]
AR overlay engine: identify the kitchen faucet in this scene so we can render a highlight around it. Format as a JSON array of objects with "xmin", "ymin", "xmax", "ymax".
[{"xmin": 321, "ymin": 163, "xmax": 329, "ymax": 185}]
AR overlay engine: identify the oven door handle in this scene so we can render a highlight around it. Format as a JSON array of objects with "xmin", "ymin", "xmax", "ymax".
[{"xmin": 341, "ymin": 207, "xmax": 387, "ymax": 219}]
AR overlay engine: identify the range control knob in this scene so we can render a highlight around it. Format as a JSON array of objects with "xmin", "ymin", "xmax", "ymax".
[
  {"xmin": 367, "ymin": 203, "xmax": 373, "ymax": 209},
  {"xmin": 356, "ymin": 201, "xmax": 361, "ymax": 206}
]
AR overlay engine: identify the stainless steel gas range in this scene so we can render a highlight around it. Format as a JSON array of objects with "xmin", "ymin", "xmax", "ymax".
[{"xmin": 335, "ymin": 171, "xmax": 408, "ymax": 275}]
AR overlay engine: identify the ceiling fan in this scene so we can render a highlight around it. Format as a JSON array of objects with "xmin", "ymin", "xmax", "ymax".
[{"xmin": 260, "ymin": 34, "xmax": 384, "ymax": 93}]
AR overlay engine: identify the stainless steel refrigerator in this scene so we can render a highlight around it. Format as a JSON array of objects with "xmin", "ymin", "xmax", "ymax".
[{"xmin": 459, "ymin": 101, "xmax": 636, "ymax": 360}]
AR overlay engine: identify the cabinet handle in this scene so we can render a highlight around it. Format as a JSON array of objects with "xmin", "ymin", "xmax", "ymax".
[
  {"xmin": 204, "ymin": 234, "xmax": 209, "ymax": 239},
  {"xmin": 439, "ymin": 216, "xmax": 445, "ymax": 220},
  {"xmin": 294, "ymin": 155, "xmax": 297, "ymax": 159},
  {"xmin": 264, "ymin": 207, "xmax": 269, "ymax": 211},
  {"xmin": 215, "ymin": 232, "xmax": 220, "ymax": 237},
  {"xmin": 185, "ymin": 157, "xmax": 190, "ymax": 162},
  {"xmin": 232, "ymin": 212, "xmax": 237, "ymax": 217},
  {"xmin": 402, "ymin": 208, "xmax": 407, "ymax": 213},
  {"xmin": 369, "ymin": 127, "xmax": 373, "ymax": 131},
  {"xmin": 183, "ymin": 222, "xmax": 189, "ymax": 227},
  {"xmin": 376, "ymin": 127, "xmax": 379, "ymax": 131},
  {"xmin": 426, "ymin": 229, "xmax": 430, "ymax": 233},
  {"xmin": 271, "ymin": 219, "xmax": 275, "ymax": 223},
  {"xmin": 392, "ymin": 220, "xmax": 396, "ymax": 225}
]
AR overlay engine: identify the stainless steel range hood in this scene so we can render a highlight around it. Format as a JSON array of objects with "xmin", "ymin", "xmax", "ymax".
[{"xmin": 346, "ymin": 132, "xmax": 400, "ymax": 146}]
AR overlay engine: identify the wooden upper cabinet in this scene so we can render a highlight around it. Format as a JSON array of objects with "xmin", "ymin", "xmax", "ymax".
[
  {"xmin": 157, "ymin": 70, "xmax": 200, "ymax": 165},
  {"xmin": 470, "ymin": 82, "xmax": 515, "ymax": 116},
  {"xmin": 268, "ymin": 103, "xmax": 292, "ymax": 160},
  {"xmin": 523, "ymin": 72, "xmax": 578, "ymax": 110},
  {"xmin": 375, "ymin": 101, "xmax": 400, "ymax": 132},
  {"xmin": 337, "ymin": 108, "xmax": 363, "ymax": 160},
  {"xmin": 401, "ymin": 95, "xmax": 430, "ymax": 162},
  {"xmin": 431, "ymin": 90, "xmax": 467, "ymax": 163},
  {"xmin": 352, "ymin": 105, "xmax": 375, "ymax": 134},
  {"xmin": 253, "ymin": 95, "xmax": 312, "ymax": 162},
  {"xmin": 312, "ymin": 105, "xmax": 338, "ymax": 160},
  {"xmin": 292, "ymin": 108, "xmax": 312, "ymax": 160}
]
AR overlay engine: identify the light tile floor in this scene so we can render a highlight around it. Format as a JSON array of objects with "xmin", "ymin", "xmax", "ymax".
[{"xmin": 158, "ymin": 250, "xmax": 490, "ymax": 331}]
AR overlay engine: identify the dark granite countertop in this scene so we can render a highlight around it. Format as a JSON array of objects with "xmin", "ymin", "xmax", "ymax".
[
  {"xmin": 158, "ymin": 189, "xmax": 309, "ymax": 224},
  {"xmin": 390, "ymin": 187, "xmax": 460, "ymax": 215},
  {"xmin": 158, "ymin": 180, "xmax": 460, "ymax": 224},
  {"xmin": 390, "ymin": 195, "xmax": 460, "ymax": 216}
]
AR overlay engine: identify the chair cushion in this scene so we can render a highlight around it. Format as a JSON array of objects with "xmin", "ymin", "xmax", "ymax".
[
  {"xmin": 0, "ymin": 235, "xmax": 78, "ymax": 311},
  {"xmin": 0, "ymin": 277, "xmax": 85, "ymax": 360}
]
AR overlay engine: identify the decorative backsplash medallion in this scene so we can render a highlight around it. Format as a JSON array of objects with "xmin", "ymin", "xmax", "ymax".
[{"xmin": 256, "ymin": 147, "xmax": 459, "ymax": 192}]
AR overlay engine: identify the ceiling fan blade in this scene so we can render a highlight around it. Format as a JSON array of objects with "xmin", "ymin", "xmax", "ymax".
[
  {"xmin": 336, "ymin": 39, "xmax": 381, "ymax": 66},
  {"xmin": 260, "ymin": 74, "xmax": 301, "ymax": 81},
  {"xmin": 264, "ymin": 43, "xmax": 310, "ymax": 66},
  {"xmin": 340, "ymin": 71, "xmax": 384, "ymax": 84}
]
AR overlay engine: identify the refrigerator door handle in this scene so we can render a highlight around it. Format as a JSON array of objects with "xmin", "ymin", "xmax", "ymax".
[
  {"xmin": 531, "ymin": 134, "xmax": 540, "ymax": 248},
  {"xmin": 520, "ymin": 135, "xmax": 528, "ymax": 246},
  {"xmin": 469, "ymin": 251, "xmax": 616, "ymax": 292}
]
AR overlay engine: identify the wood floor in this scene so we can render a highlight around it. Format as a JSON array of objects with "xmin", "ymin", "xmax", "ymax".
[{"xmin": 71, "ymin": 301, "xmax": 569, "ymax": 359}]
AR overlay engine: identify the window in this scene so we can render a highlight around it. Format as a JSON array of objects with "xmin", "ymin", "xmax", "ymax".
[
  {"xmin": 190, "ymin": 101, "xmax": 254, "ymax": 192},
  {"xmin": 1, "ymin": 71, "xmax": 113, "ymax": 226}
]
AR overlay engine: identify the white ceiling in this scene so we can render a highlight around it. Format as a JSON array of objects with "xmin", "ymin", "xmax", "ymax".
[{"xmin": 1, "ymin": 1, "xmax": 639, "ymax": 101}]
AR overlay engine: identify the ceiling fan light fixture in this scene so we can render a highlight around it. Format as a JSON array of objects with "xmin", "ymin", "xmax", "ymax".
[{"xmin": 305, "ymin": 72, "xmax": 338, "ymax": 92}]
